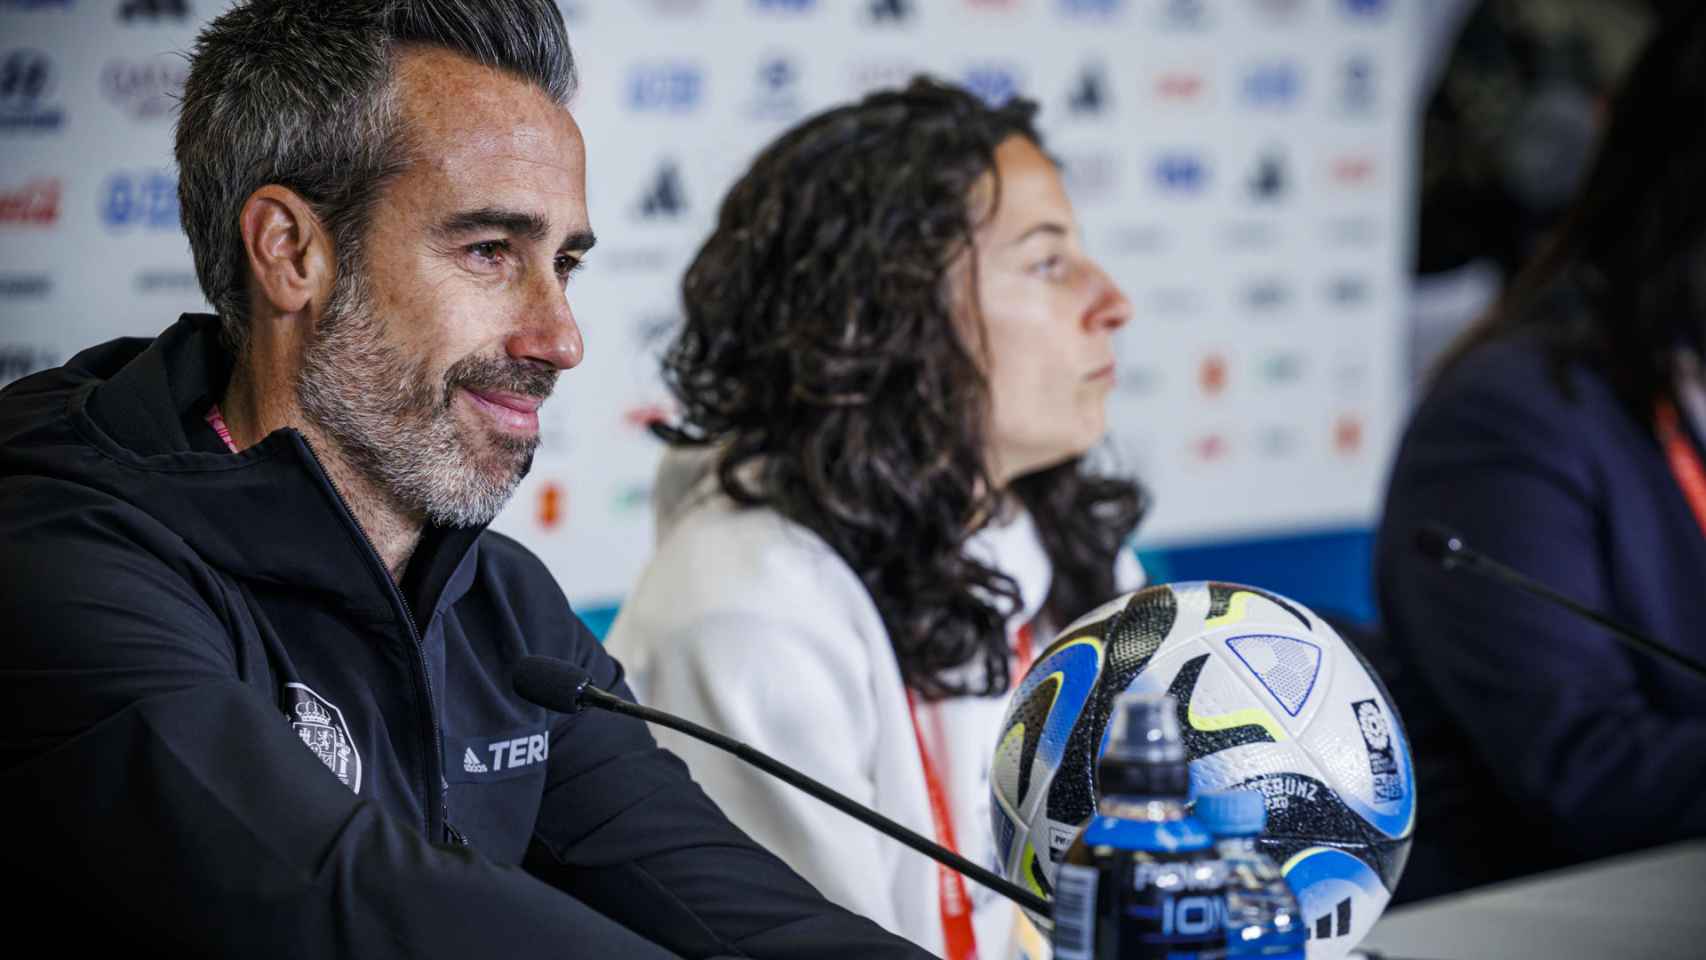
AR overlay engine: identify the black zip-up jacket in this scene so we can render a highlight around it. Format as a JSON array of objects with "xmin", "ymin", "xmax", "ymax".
[{"xmin": 0, "ymin": 314, "xmax": 928, "ymax": 958}]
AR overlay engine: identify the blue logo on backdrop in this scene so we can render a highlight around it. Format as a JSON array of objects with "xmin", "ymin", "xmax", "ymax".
[
  {"xmin": 1, "ymin": 0, "xmax": 75, "ymax": 8},
  {"xmin": 101, "ymin": 170, "xmax": 179, "ymax": 229},
  {"xmin": 0, "ymin": 50, "xmax": 64, "ymax": 132},
  {"xmin": 747, "ymin": 55, "xmax": 803, "ymax": 119},
  {"xmin": 1157, "ymin": 0, "xmax": 1206, "ymax": 28},
  {"xmin": 752, "ymin": 0, "xmax": 815, "ymax": 12},
  {"xmin": 962, "ymin": 64, "xmax": 1021, "ymax": 106},
  {"xmin": 1243, "ymin": 62, "xmax": 1301, "ymax": 107},
  {"xmin": 119, "ymin": 0, "xmax": 189, "ymax": 20},
  {"xmin": 1153, "ymin": 152, "xmax": 1207, "ymax": 194},
  {"xmin": 867, "ymin": 0, "xmax": 912, "ymax": 21},
  {"xmin": 1342, "ymin": 0, "xmax": 1387, "ymax": 17},
  {"xmin": 1340, "ymin": 55, "xmax": 1376, "ymax": 112},
  {"xmin": 627, "ymin": 63, "xmax": 702, "ymax": 112},
  {"xmin": 1059, "ymin": 0, "xmax": 1122, "ymax": 16}
]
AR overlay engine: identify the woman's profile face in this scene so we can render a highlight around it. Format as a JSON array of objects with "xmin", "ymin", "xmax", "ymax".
[{"xmin": 963, "ymin": 135, "xmax": 1132, "ymax": 486}]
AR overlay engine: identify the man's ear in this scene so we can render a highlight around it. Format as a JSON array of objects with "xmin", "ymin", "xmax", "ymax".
[{"xmin": 239, "ymin": 185, "xmax": 334, "ymax": 316}]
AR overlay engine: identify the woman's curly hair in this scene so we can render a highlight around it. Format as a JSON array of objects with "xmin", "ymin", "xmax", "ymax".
[{"xmin": 655, "ymin": 77, "xmax": 1145, "ymax": 700}]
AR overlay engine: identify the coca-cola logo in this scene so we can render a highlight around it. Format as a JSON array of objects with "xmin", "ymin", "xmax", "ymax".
[
  {"xmin": 0, "ymin": 179, "xmax": 59, "ymax": 225},
  {"xmin": 101, "ymin": 57, "xmax": 188, "ymax": 120}
]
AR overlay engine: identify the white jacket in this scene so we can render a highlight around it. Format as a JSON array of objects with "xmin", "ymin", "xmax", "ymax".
[{"xmin": 606, "ymin": 448, "xmax": 1141, "ymax": 958}]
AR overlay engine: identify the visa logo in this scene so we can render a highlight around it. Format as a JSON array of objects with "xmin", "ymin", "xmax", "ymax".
[
  {"xmin": 1153, "ymin": 152, "xmax": 1207, "ymax": 193},
  {"xmin": 627, "ymin": 63, "xmax": 702, "ymax": 111}
]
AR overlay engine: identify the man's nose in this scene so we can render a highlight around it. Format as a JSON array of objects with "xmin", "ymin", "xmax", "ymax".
[{"xmin": 505, "ymin": 274, "xmax": 584, "ymax": 371}]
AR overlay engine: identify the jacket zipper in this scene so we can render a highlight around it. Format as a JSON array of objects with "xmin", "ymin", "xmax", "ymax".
[{"xmin": 295, "ymin": 433, "xmax": 449, "ymax": 843}]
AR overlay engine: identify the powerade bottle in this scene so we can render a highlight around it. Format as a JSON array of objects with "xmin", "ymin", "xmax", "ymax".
[
  {"xmin": 1051, "ymin": 692, "xmax": 1226, "ymax": 960},
  {"xmin": 1195, "ymin": 790, "xmax": 1306, "ymax": 960}
]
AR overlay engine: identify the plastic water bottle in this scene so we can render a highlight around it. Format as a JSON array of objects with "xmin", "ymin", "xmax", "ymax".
[
  {"xmin": 1195, "ymin": 790, "xmax": 1306, "ymax": 960},
  {"xmin": 1051, "ymin": 692, "xmax": 1227, "ymax": 960}
]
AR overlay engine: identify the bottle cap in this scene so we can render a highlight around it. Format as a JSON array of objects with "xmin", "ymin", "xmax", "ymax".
[{"xmin": 1195, "ymin": 789, "xmax": 1267, "ymax": 836}]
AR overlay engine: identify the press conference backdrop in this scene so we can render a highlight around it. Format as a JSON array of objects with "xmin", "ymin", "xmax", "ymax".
[{"xmin": 0, "ymin": 0, "xmax": 1418, "ymax": 624}]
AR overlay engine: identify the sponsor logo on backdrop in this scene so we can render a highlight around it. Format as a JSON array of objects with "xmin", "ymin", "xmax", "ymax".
[
  {"xmin": 1333, "ymin": 414, "xmax": 1363, "ymax": 455},
  {"xmin": 603, "ymin": 247, "xmax": 672, "ymax": 272},
  {"xmin": 961, "ymin": 63, "xmax": 1022, "ymax": 106},
  {"xmin": 848, "ymin": 58, "xmax": 919, "ymax": 94},
  {"xmin": 1058, "ymin": 150, "xmax": 1119, "ymax": 201},
  {"xmin": 101, "ymin": 170, "xmax": 179, "ymax": 229},
  {"xmin": 1152, "ymin": 151, "xmax": 1208, "ymax": 194},
  {"xmin": 627, "ymin": 62, "xmax": 703, "ymax": 112},
  {"xmin": 642, "ymin": 0, "xmax": 704, "ymax": 13},
  {"xmin": 635, "ymin": 160, "xmax": 686, "ymax": 220},
  {"xmin": 1153, "ymin": 68, "xmax": 1206, "ymax": 103},
  {"xmin": 1260, "ymin": 352, "xmax": 1305, "ymax": 385},
  {"xmin": 536, "ymin": 481, "xmax": 566, "ymax": 531},
  {"xmin": 1324, "ymin": 217, "xmax": 1379, "ymax": 247},
  {"xmin": 0, "ymin": 49, "xmax": 64, "ymax": 132},
  {"xmin": 0, "ymin": 344, "xmax": 61, "ymax": 385},
  {"xmin": 101, "ymin": 56, "xmax": 189, "ymax": 120},
  {"xmin": 1153, "ymin": 0, "xmax": 1207, "ymax": 29},
  {"xmin": 1326, "ymin": 274, "xmax": 1370, "ymax": 307},
  {"xmin": 1329, "ymin": 153, "xmax": 1377, "ymax": 187},
  {"xmin": 753, "ymin": 0, "xmax": 815, "ymax": 13},
  {"xmin": 1248, "ymin": 149, "xmax": 1287, "ymax": 201},
  {"xmin": 134, "ymin": 269, "xmax": 199, "ymax": 293},
  {"xmin": 1059, "ymin": 0, "xmax": 1123, "ymax": 17},
  {"xmin": 1222, "ymin": 221, "xmax": 1278, "ymax": 250},
  {"xmin": 1244, "ymin": 279, "xmax": 1291, "ymax": 312},
  {"xmin": 1191, "ymin": 432, "xmax": 1229, "ymax": 463},
  {"xmin": 0, "ymin": 178, "xmax": 59, "ymax": 225},
  {"xmin": 1117, "ymin": 365, "xmax": 1161, "ymax": 396},
  {"xmin": 1254, "ymin": 0, "xmax": 1304, "ymax": 18},
  {"xmin": 0, "ymin": 273, "xmax": 51, "ymax": 298},
  {"xmin": 1, "ymin": 1, "xmax": 76, "ymax": 9},
  {"xmin": 965, "ymin": 0, "xmax": 1021, "ymax": 10},
  {"xmin": 614, "ymin": 483, "xmax": 651, "ymax": 514},
  {"xmin": 1198, "ymin": 354, "xmax": 1228, "ymax": 396},
  {"xmin": 1242, "ymin": 61, "xmax": 1301, "ymax": 108},
  {"xmin": 1066, "ymin": 62, "xmax": 1107, "ymax": 116},
  {"xmin": 1342, "ymin": 0, "xmax": 1388, "ymax": 19},
  {"xmin": 745, "ymin": 55, "xmax": 802, "ymax": 120},
  {"xmin": 1256, "ymin": 425, "xmax": 1302, "ymax": 459},
  {"xmin": 1108, "ymin": 223, "xmax": 1167, "ymax": 255},
  {"xmin": 867, "ymin": 0, "xmax": 913, "ymax": 22},
  {"xmin": 119, "ymin": 0, "xmax": 189, "ymax": 21},
  {"xmin": 1340, "ymin": 55, "xmax": 1376, "ymax": 113},
  {"xmin": 1148, "ymin": 286, "xmax": 1199, "ymax": 314}
]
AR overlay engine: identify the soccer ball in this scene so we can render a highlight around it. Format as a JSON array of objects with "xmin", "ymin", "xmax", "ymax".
[{"xmin": 990, "ymin": 582, "xmax": 1413, "ymax": 959}]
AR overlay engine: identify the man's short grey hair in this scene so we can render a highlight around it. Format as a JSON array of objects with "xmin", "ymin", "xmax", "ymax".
[{"xmin": 175, "ymin": 0, "xmax": 576, "ymax": 352}]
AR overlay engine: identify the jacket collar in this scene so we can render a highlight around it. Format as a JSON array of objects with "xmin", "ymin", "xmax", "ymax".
[{"xmin": 62, "ymin": 314, "xmax": 483, "ymax": 623}]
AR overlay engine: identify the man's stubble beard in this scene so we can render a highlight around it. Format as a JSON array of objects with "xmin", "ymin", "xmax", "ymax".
[{"xmin": 295, "ymin": 264, "xmax": 555, "ymax": 529}]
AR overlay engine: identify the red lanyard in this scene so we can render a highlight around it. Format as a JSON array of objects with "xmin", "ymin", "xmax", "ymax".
[
  {"xmin": 1656, "ymin": 398, "xmax": 1706, "ymax": 539},
  {"xmin": 902, "ymin": 622, "xmax": 1038, "ymax": 960}
]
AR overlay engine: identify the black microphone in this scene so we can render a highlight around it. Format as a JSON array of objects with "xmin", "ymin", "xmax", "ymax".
[
  {"xmin": 512, "ymin": 655, "xmax": 1052, "ymax": 918},
  {"xmin": 1415, "ymin": 522, "xmax": 1706, "ymax": 682}
]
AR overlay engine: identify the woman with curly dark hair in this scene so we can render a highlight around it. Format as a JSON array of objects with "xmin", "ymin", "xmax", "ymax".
[{"xmin": 605, "ymin": 77, "xmax": 1143, "ymax": 957}]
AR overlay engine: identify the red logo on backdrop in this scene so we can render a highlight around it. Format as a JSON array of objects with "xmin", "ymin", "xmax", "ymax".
[
  {"xmin": 1193, "ymin": 433, "xmax": 1228, "ymax": 462},
  {"xmin": 0, "ymin": 179, "xmax": 60, "ymax": 225},
  {"xmin": 622, "ymin": 402, "xmax": 672, "ymax": 430},
  {"xmin": 1330, "ymin": 154, "xmax": 1376, "ymax": 185},
  {"xmin": 537, "ymin": 482, "xmax": 566, "ymax": 531},
  {"xmin": 1199, "ymin": 354, "xmax": 1228, "ymax": 395},
  {"xmin": 1155, "ymin": 71, "xmax": 1206, "ymax": 101},
  {"xmin": 1334, "ymin": 415, "xmax": 1363, "ymax": 455}
]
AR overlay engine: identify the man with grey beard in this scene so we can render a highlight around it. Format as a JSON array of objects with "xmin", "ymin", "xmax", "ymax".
[{"xmin": 0, "ymin": 2, "xmax": 932, "ymax": 957}]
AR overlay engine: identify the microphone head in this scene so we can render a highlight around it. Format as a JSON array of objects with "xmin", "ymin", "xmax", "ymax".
[
  {"xmin": 1415, "ymin": 523, "xmax": 1467, "ymax": 570},
  {"xmin": 513, "ymin": 655, "xmax": 594, "ymax": 714}
]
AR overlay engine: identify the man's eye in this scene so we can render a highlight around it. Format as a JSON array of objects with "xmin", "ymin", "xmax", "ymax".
[
  {"xmin": 555, "ymin": 254, "xmax": 586, "ymax": 281},
  {"xmin": 469, "ymin": 240, "xmax": 507, "ymax": 263}
]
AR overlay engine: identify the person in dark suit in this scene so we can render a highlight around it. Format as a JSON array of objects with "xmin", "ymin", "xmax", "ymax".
[{"xmin": 1372, "ymin": 6, "xmax": 1706, "ymax": 904}]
